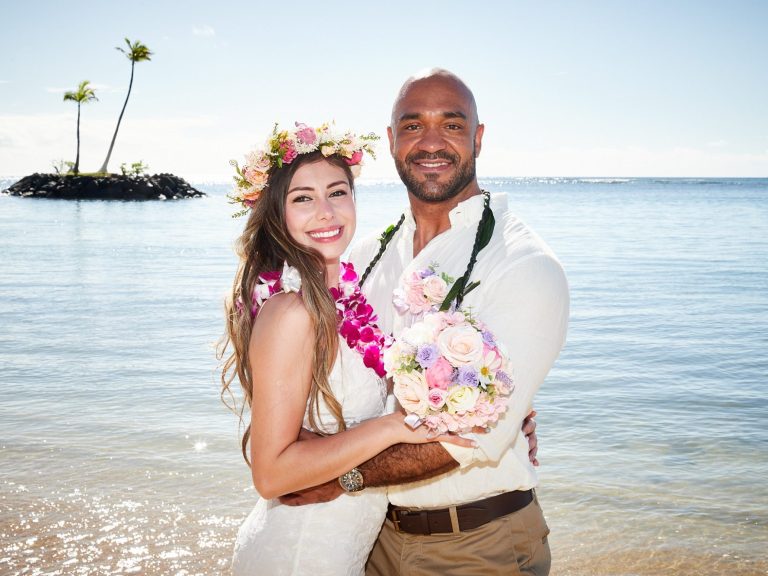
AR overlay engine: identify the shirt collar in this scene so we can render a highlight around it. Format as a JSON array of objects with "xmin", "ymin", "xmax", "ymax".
[{"xmin": 403, "ymin": 191, "xmax": 507, "ymax": 230}]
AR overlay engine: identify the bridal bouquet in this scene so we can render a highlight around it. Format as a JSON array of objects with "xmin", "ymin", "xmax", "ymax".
[{"xmin": 384, "ymin": 309, "xmax": 514, "ymax": 434}]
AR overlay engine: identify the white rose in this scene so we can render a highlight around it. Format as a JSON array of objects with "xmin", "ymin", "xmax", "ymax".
[
  {"xmin": 437, "ymin": 324, "xmax": 483, "ymax": 366},
  {"xmin": 401, "ymin": 320, "xmax": 438, "ymax": 347},
  {"xmin": 246, "ymin": 151, "xmax": 271, "ymax": 173},
  {"xmin": 446, "ymin": 386, "xmax": 480, "ymax": 414},
  {"xmin": 383, "ymin": 341, "xmax": 403, "ymax": 374},
  {"xmin": 422, "ymin": 275, "xmax": 449, "ymax": 305},
  {"xmin": 393, "ymin": 371, "xmax": 429, "ymax": 416}
]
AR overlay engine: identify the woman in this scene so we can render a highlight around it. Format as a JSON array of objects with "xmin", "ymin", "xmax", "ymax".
[{"xmin": 220, "ymin": 123, "xmax": 467, "ymax": 575}]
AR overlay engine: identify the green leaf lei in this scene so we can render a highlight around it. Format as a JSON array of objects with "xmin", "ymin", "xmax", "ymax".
[{"xmin": 360, "ymin": 190, "xmax": 495, "ymax": 311}]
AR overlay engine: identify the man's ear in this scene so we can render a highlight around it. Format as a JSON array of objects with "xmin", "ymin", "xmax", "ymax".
[
  {"xmin": 387, "ymin": 126, "xmax": 395, "ymax": 157},
  {"xmin": 474, "ymin": 123, "xmax": 485, "ymax": 158}
]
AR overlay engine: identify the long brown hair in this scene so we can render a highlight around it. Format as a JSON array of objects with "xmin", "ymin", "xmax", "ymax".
[{"xmin": 219, "ymin": 151, "xmax": 354, "ymax": 464}]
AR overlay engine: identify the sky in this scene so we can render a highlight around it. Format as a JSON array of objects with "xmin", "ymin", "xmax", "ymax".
[{"xmin": 1, "ymin": 0, "xmax": 767, "ymax": 181}]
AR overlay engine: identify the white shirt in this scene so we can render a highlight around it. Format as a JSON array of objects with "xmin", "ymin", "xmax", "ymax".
[{"xmin": 349, "ymin": 193, "xmax": 569, "ymax": 508}]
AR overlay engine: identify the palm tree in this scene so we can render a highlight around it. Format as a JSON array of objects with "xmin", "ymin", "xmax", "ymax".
[
  {"xmin": 63, "ymin": 80, "xmax": 98, "ymax": 175},
  {"xmin": 98, "ymin": 38, "xmax": 153, "ymax": 174}
]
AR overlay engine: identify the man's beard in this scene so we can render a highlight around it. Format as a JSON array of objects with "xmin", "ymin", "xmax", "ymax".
[{"xmin": 394, "ymin": 150, "xmax": 476, "ymax": 204}]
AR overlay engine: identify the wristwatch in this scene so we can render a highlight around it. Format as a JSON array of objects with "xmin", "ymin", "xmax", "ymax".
[{"xmin": 338, "ymin": 467, "xmax": 365, "ymax": 492}]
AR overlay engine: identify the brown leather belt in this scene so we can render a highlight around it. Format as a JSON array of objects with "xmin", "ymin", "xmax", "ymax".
[{"xmin": 387, "ymin": 489, "xmax": 534, "ymax": 535}]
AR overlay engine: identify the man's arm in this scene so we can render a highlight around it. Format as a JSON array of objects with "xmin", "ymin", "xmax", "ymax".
[
  {"xmin": 279, "ymin": 442, "xmax": 457, "ymax": 506},
  {"xmin": 279, "ymin": 416, "xmax": 538, "ymax": 506},
  {"xmin": 359, "ymin": 442, "xmax": 458, "ymax": 486}
]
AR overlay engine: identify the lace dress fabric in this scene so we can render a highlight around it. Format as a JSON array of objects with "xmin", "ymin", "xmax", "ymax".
[{"xmin": 232, "ymin": 339, "xmax": 389, "ymax": 576}]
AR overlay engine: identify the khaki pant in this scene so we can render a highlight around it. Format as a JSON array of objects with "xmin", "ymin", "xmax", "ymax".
[{"xmin": 366, "ymin": 494, "xmax": 551, "ymax": 576}]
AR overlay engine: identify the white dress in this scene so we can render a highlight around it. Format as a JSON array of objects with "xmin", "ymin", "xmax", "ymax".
[{"xmin": 231, "ymin": 339, "xmax": 389, "ymax": 576}]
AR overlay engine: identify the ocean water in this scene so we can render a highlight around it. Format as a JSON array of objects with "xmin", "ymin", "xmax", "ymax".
[{"xmin": 1, "ymin": 177, "xmax": 766, "ymax": 575}]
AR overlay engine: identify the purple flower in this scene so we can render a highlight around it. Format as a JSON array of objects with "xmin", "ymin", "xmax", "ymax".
[
  {"xmin": 481, "ymin": 330, "xmax": 496, "ymax": 347},
  {"xmin": 420, "ymin": 268, "xmax": 436, "ymax": 279},
  {"xmin": 415, "ymin": 344, "xmax": 439, "ymax": 369},
  {"xmin": 457, "ymin": 366, "xmax": 479, "ymax": 387},
  {"xmin": 495, "ymin": 370, "xmax": 514, "ymax": 387}
]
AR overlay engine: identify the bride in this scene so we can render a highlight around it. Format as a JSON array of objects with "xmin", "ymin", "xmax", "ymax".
[{"xmin": 219, "ymin": 123, "xmax": 471, "ymax": 575}]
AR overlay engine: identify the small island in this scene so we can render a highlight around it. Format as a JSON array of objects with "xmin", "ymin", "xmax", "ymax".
[
  {"xmin": 3, "ymin": 172, "xmax": 205, "ymax": 200},
  {"xmin": 3, "ymin": 38, "xmax": 205, "ymax": 203}
]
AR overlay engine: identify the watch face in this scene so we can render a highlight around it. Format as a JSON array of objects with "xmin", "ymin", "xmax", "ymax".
[{"xmin": 340, "ymin": 469, "xmax": 364, "ymax": 492}]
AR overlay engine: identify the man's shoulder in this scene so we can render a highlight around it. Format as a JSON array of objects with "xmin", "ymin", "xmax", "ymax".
[{"xmin": 490, "ymin": 206, "xmax": 560, "ymax": 266}]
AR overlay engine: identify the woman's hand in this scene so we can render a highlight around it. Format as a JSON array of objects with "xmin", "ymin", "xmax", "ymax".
[{"xmin": 386, "ymin": 412, "xmax": 478, "ymax": 449}]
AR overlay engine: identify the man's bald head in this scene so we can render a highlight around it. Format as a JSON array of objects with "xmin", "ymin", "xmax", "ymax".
[{"xmin": 390, "ymin": 68, "xmax": 479, "ymax": 128}]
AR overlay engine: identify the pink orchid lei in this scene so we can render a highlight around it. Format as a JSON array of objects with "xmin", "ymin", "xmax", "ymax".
[
  {"xmin": 238, "ymin": 261, "xmax": 391, "ymax": 378},
  {"xmin": 331, "ymin": 262, "xmax": 392, "ymax": 378},
  {"xmin": 229, "ymin": 122, "xmax": 379, "ymax": 217}
]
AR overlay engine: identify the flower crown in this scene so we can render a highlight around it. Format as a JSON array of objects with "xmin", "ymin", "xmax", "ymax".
[{"xmin": 229, "ymin": 122, "xmax": 379, "ymax": 217}]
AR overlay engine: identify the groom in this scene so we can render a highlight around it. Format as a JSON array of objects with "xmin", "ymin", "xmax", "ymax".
[{"xmin": 284, "ymin": 69, "xmax": 569, "ymax": 575}]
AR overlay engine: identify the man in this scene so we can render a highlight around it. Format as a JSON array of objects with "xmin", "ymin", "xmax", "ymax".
[{"xmin": 283, "ymin": 69, "xmax": 569, "ymax": 575}]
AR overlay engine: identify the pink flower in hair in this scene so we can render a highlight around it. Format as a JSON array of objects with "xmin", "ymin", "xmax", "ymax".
[
  {"xmin": 282, "ymin": 142, "xmax": 298, "ymax": 164},
  {"xmin": 345, "ymin": 150, "xmax": 364, "ymax": 165},
  {"xmin": 295, "ymin": 123, "xmax": 317, "ymax": 146}
]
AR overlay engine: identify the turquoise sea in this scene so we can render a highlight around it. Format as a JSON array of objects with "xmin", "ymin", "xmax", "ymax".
[{"xmin": 1, "ymin": 177, "xmax": 766, "ymax": 575}]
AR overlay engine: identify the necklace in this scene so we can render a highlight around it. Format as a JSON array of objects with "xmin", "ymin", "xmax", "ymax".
[
  {"xmin": 244, "ymin": 262, "xmax": 390, "ymax": 378},
  {"xmin": 360, "ymin": 190, "xmax": 495, "ymax": 310}
]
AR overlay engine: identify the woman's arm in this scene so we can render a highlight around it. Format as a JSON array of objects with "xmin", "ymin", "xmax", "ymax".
[{"xmin": 247, "ymin": 293, "xmax": 435, "ymax": 499}]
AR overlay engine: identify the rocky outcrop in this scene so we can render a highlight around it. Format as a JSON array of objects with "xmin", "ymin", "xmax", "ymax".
[{"xmin": 2, "ymin": 173, "xmax": 206, "ymax": 200}]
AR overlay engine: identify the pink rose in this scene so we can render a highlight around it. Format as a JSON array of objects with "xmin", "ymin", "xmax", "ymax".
[
  {"xmin": 282, "ymin": 146, "xmax": 298, "ymax": 164},
  {"xmin": 425, "ymin": 357, "xmax": 453, "ymax": 390},
  {"xmin": 344, "ymin": 150, "xmax": 363, "ymax": 165},
  {"xmin": 294, "ymin": 123, "xmax": 317, "ymax": 145},
  {"xmin": 399, "ymin": 273, "xmax": 429, "ymax": 313},
  {"xmin": 422, "ymin": 275, "xmax": 449, "ymax": 305},
  {"xmin": 427, "ymin": 388, "xmax": 447, "ymax": 410}
]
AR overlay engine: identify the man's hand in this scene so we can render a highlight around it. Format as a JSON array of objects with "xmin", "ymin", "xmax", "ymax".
[
  {"xmin": 523, "ymin": 410, "xmax": 539, "ymax": 466},
  {"xmin": 278, "ymin": 479, "xmax": 343, "ymax": 506}
]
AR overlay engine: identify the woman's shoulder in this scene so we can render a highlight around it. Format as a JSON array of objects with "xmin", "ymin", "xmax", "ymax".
[{"xmin": 251, "ymin": 292, "xmax": 312, "ymax": 339}]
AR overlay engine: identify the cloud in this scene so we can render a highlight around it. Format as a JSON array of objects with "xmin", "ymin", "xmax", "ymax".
[{"xmin": 192, "ymin": 25, "xmax": 215, "ymax": 37}]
